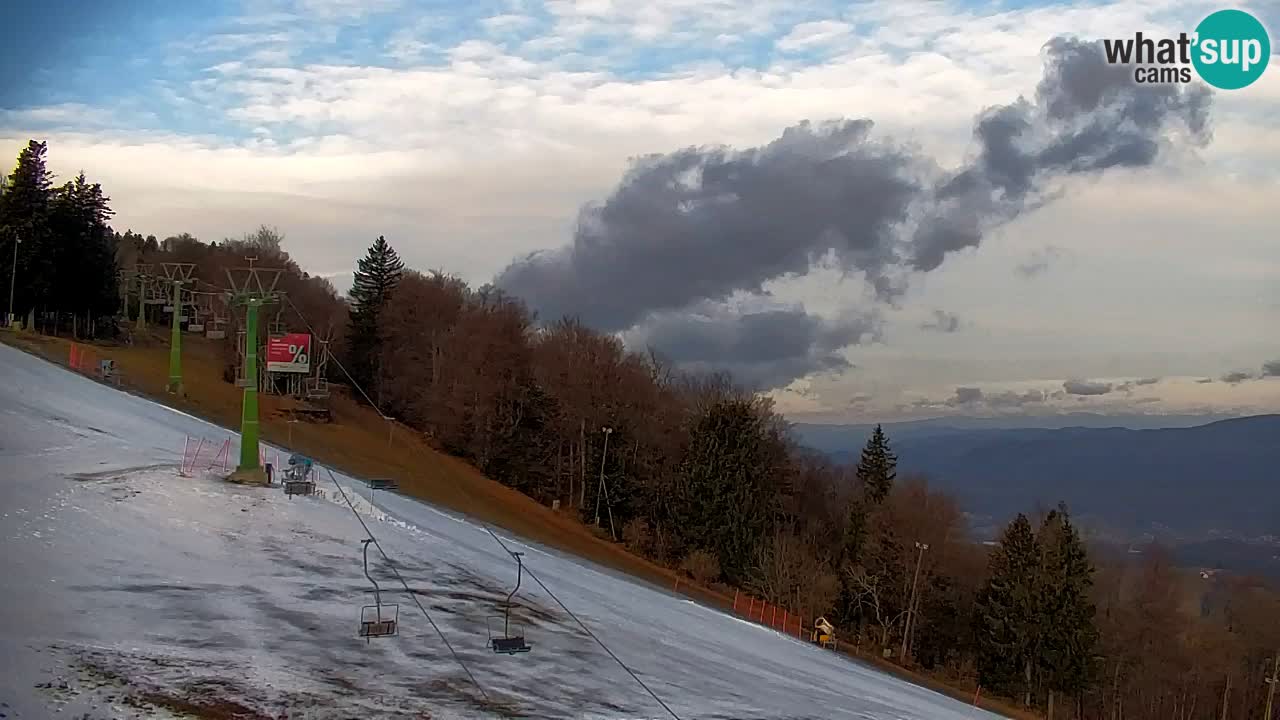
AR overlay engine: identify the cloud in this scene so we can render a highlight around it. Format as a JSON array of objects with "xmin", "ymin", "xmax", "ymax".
[
  {"xmin": 920, "ymin": 309, "xmax": 961, "ymax": 333},
  {"xmin": 1063, "ymin": 379, "xmax": 1113, "ymax": 395},
  {"xmin": 481, "ymin": 14, "xmax": 537, "ymax": 35},
  {"xmin": 542, "ymin": 0, "xmax": 796, "ymax": 44},
  {"xmin": 493, "ymin": 35, "xmax": 1211, "ymax": 390},
  {"xmin": 985, "ymin": 389, "xmax": 1049, "ymax": 407},
  {"xmin": 1262, "ymin": 360, "xmax": 1280, "ymax": 377},
  {"xmin": 951, "ymin": 386, "xmax": 985, "ymax": 405},
  {"xmin": 1196, "ymin": 377, "xmax": 1215, "ymax": 384},
  {"xmin": 1221, "ymin": 371, "xmax": 1255, "ymax": 384},
  {"xmin": 624, "ymin": 302, "xmax": 879, "ymax": 391},
  {"xmin": 1017, "ymin": 245, "xmax": 1065, "ymax": 277},
  {"xmin": 1116, "ymin": 376, "xmax": 1161, "ymax": 393},
  {"xmin": 776, "ymin": 21, "xmax": 854, "ymax": 52},
  {"xmin": 931, "ymin": 385, "xmax": 1049, "ymax": 409}
]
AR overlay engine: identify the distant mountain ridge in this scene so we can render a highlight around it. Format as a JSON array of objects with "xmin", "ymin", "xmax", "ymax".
[{"xmin": 794, "ymin": 414, "xmax": 1280, "ymax": 542}]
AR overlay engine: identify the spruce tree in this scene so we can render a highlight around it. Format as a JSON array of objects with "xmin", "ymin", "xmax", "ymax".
[
  {"xmin": 835, "ymin": 425, "xmax": 896, "ymax": 627},
  {"xmin": 49, "ymin": 172, "xmax": 118, "ymax": 329},
  {"xmin": 975, "ymin": 513, "xmax": 1041, "ymax": 704},
  {"xmin": 346, "ymin": 235, "xmax": 404, "ymax": 401},
  {"xmin": 1040, "ymin": 504, "xmax": 1099, "ymax": 706},
  {"xmin": 670, "ymin": 394, "xmax": 784, "ymax": 585},
  {"xmin": 1, "ymin": 140, "xmax": 54, "ymax": 320},
  {"xmin": 857, "ymin": 424, "xmax": 897, "ymax": 505}
]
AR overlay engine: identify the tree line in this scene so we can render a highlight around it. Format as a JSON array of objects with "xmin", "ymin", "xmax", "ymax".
[{"xmin": 5, "ymin": 139, "xmax": 1280, "ymax": 718}]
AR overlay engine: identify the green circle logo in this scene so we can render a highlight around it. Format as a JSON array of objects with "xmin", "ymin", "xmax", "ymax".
[{"xmin": 1192, "ymin": 9, "xmax": 1271, "ymax": 90}]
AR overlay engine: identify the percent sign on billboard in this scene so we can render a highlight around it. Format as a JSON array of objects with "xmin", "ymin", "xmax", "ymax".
[{"xmin": 266, "ymin": 333, "xmax": 311, "ymax": 373}]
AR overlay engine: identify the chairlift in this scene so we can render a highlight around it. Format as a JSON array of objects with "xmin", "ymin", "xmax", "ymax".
[
  {"xmin": 486, "ymin": 550, "xmax": 533, "ymax": 655},
  {"xmin": 358, "ymin": 539, "xmax": 398, "ymax": 642}
]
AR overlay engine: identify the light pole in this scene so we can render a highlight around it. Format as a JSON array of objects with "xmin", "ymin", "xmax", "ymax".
[
  {"xmin": 7, "ymin": 232, "xmax": 19, "ymax": 328},
  {"xmin": 901, "ymin": 540, "xmax": 929, "ymax": 662},
  {"xmin": 1265, "ymin": 652, "xmax": 1279, "ymax": 720},
  {"xmin": 594, "ymin": 426, "xmax": 613, "ymax": 528}
]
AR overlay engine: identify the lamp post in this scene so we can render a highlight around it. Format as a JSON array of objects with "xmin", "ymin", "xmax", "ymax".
[
  {"xmin": 594, "ymin": 426, "xmax": 613, "ymax": 527},
  {"xmin": 901, "ymin": 541, "xmax": 929, "ymax": 662},
  {"xmin": 7, "ymin": 232, "xmax": 19, "ymax": 328},
  {"xmin": 1265, "ymin": 652, "xmax": 1279, "ymax": 720}
]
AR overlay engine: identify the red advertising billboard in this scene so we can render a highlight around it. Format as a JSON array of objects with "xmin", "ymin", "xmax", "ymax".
[{"xmin": 266, "ymin": 333, "xmax": 311, "ymax": 373}]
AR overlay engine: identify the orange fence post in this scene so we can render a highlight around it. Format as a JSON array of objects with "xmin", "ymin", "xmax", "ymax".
[
  {"xmin": 771, "ymin": 605, "xmax": 777, "ymax": 627},
  {"xmin": 733, "ymin": 589, "xmax": 739, "ymax": 612},
  {"xmin": 747, "ymin": 597, "xmax": 754, "ymax": 617},
  {"xmin": 973, "ymin": 686, "xmax": 981, "ymax": 706},
  {"xmin": 782, "ymin": 609, "xmax": 788, "ymax": 631},
  {"xmin": 759, "ymin": 602, "xmax": 766, "ymax": 623}
]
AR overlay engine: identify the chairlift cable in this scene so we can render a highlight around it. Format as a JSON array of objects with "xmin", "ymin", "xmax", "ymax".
[
  {"xmin": 323, "ymin": 467, "xmax": 491, "ymax": 704},
  {"xmin": 288, "ymin": 291, "xmax": 660, "ymax": 712},
  {"xmin": 483, "ymin": 527, "xmax": 683, "ymax": 720}
]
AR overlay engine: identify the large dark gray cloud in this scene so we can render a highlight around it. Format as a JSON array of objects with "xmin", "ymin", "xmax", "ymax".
[
  {"xmin": 500, "ymin": 118, "xmax": 919, "ymax": 330},
  {"xmin": 625, "ymin": 304, "xmax": 879, "ymax": 391},
  {"xmin": 497, "ymin": 35, "xmax": 1213, "ymax": 390},
  {"xmin": 1262, "ymin": 360, "xmax": 1280, "ymax": 377}
]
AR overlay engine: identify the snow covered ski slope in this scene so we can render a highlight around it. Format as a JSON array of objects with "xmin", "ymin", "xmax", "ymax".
[{"xmin": 0, "ymin": 342, "xmax": 1005, "ymax": 719}]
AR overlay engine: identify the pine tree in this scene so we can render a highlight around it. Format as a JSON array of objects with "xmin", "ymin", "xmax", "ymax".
[
  {"xmin": 834, "ymin": 426, "xmax": 897, "ymax": 629},
  {"xmin": 1, "ymin": 140, "xmax": 55, "ymax": 320},
  {"xmin": 1040, "ymin": 504, "xmax": 1099, "ymax": 709},
  {"xmin": 670, "ymin": 394, "xmax": 785, "ymax": 585},
  {"xmin": 975, "ymin": 513, "xmax": 1041, "ymax": 705},
  {"xmin": 49, "ymin": 172, "xmax": 118, "ymax": 331},
  {"xmin": 346, "ymin": 235, "xmax": 404, "ymax": 401},
  {"xmin": 857, "ymin": 424, "xmax": 897, "ymax": 505}
]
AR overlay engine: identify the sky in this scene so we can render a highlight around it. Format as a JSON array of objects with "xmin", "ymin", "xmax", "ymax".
[{"xmin": 2, "ymin": 0, "xmax": 1278, "ymax": 423}]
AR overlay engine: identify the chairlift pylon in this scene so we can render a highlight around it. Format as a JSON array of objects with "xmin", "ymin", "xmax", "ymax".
[
  {"xmin": 486, "ymin": 550, "xmax": 532, "ymax": 655},
  {"xmin": 358, "ymin": 538, "xmax": 398, "ymax": 642}
]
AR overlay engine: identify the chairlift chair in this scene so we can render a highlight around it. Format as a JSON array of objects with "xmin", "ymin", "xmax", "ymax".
[
  {"xmin": 358, "ymin": 539, "xmax": 398, "ymax": 642},
  {"xmin": 486, "ymin": 551, "xmax": 533, "ymax": 655}
]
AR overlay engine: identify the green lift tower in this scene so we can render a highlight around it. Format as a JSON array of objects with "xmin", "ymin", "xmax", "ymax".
[{"xmin": 224, "ymin": 260, "xmax": 282, "ymax": 486}]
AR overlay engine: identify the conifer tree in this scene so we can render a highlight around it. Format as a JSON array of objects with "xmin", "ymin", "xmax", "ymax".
[
  {"xmin": 1040, "ymin": 504, "xmax": 1099, "ymax": 709},
  {"xmin": 857, "ymin": 424, "xmax": 897, "ymax": 505},
  {"xmin": 1, "ymin": 140, "xmax": 54, "ymax": 320},
  {"xmin": 346, "ymin": 235, "xmax": 404, "ymax": 402},
  {"xmin": 975, "ymin": 513, "xmax": 1041, "ymax": 705},
  {"xmin": 835, "ymin": 425, "xmax": 898, "ymax": 627},
  {"xmin": 49, "ymin": 171, "xmax": 118, "ymax": 328}
]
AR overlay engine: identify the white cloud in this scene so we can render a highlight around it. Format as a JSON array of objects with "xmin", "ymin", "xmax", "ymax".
[
  {"xmin": 776, "ymin": 20, "xmax": 854, "ymax": 52},
  {"xmin": 543, "ymin": 0, "xmax": 796, "ymax": 42},
  {"xmin": 481, "ymin": 13, "xmax": 537, "ymax": 35}
]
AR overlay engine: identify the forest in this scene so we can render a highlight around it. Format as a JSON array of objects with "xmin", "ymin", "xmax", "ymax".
[{"xmin": 4, "ymin": 138, "xmax": 1280, "ymax": 719}]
